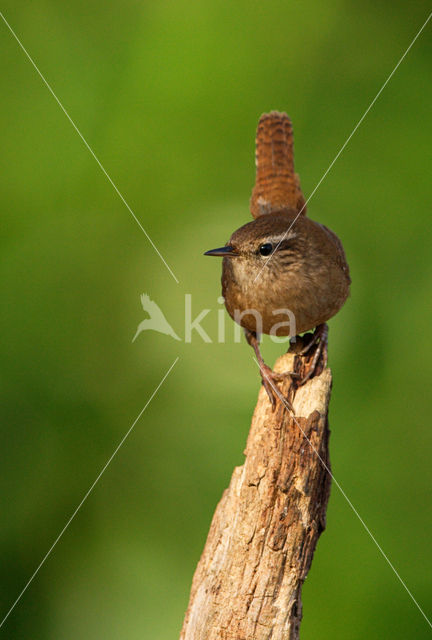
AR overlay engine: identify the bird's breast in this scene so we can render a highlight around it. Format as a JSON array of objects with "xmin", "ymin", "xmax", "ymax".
[{"xmin": 221, "ymin": 254, "xmax": 349, "ymax": 337}]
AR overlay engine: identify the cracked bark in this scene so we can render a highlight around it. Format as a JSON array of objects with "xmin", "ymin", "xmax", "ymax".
[{"xmin": 179, "ymin": 340, "xmax": 332, "ymax": 640}]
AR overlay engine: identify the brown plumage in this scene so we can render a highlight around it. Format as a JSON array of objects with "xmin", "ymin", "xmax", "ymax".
[
  {"xmin": 250, "ymin": 111, "xmax": 306, "ymax": 218},
  {"xmin": 221, "ymin": 211, "xmax": 350, "ymax": 337},
  {"xmin": 205, "ymin": 111, "xmax": 350, "ymax": 409}
]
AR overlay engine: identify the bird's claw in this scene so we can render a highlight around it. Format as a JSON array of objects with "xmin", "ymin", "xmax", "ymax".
[
  {"xmin": 297, "ymin": 323, "xmax": 328, "ymax": 385},
  {"xmin": 245, "ymin": 328, "xmax": 296, "ymax": 412},
  {"xmin": 259, "ymin": 364, "xmax": 295, "ymax": 412}
]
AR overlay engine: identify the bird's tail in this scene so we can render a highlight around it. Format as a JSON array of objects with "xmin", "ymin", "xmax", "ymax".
[{"xmin": 250, "ymin": 111, "xmax": 306, "ymax": 218}]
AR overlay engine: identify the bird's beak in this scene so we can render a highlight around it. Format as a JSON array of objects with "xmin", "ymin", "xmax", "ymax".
[{"xmin": 204, "ymin": 245, "xmax": 238, "ymax": 257}]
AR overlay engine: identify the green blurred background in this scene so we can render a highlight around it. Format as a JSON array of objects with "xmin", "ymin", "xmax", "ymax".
[{"xmin": 1, "ymin": 2, "xmax": 431, "ymax": 638}]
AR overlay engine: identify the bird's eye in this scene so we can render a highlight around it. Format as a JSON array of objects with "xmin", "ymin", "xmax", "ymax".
[{"xmin": 259, "ymin": 243, "xmax": 273, "ymax": 257}]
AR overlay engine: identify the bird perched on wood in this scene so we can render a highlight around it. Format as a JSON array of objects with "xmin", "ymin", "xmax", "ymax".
[{"xmin": 204, "ymin": 111, "xmax": 350, "ymax": 409}]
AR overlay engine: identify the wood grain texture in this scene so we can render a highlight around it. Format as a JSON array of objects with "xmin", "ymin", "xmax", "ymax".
[
  {"xmin": 180, "ymin": 347, "xmax": 332, "ymax": 640},
  {"xmin": 250, "ymin": 111, "xmax": 306, "ymax": 218}
]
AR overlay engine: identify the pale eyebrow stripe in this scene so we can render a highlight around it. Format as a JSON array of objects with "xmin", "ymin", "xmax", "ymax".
[{"xmin": 262, "ymin": 233, "xmax": 297, "ymax": 246}]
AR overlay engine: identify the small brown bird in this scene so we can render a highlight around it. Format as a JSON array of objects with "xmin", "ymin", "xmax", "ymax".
[{"xmin": 205, "ymin": 112, "xmax": 350, "ymax": 408}]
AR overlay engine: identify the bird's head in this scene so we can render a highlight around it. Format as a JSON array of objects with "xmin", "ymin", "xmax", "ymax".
[{"xmin": 204, "ymin": 211, "xmax": 305, "ymax": 282}]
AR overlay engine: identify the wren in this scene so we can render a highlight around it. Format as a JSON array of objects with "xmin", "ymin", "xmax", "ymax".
[{"xmin": 205, "ymin": 112, "xmax": 350, "ymax": 409}]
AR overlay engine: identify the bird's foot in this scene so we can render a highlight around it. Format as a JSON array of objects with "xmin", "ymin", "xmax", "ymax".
[
  {"xmin": 244, "ymin": 328, "xmax": 297, "ymax": 412},
  {"xmin": 259, "ymin": 363, "xmax": 297, "ymax": 412},
  {"xmin": 296, "ymin": 323, "xmax": 328, "ymax": 385}
]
